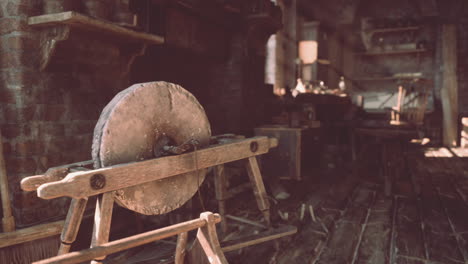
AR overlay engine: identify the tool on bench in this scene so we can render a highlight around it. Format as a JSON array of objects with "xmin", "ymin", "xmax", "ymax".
[{"xmin": 21, "ymin": 82, "xmax": 297, "ymax": 264}]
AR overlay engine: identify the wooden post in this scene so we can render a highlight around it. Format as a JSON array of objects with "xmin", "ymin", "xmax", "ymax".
[
  {"xmin": 441, "ymin": 24, "xmax": 458, "ymax": 147},
  {"xmin": 91, "ymin": 192, "xmax": 114, "ymax": 263},
  {"xmin": 213, "ymin": 165, "xmax": 228, "ymax": 235},
  {"xmin": 327, "ymin": 31, "xmax": 342, "ymax": 89},
  {"xmin": 58, "ymin": 198, "xmax": 88, "ymax": 255},
  {"xmin": 245, "ymin": 157, "xmax": 271, "ymax": 226},
  {"xmin": 175, "ymin": 232, "xmax": 188, "ymax": 264},
  {"xmin": 0, "ymin": 130, "xmax": 15, "ymax": 232}
]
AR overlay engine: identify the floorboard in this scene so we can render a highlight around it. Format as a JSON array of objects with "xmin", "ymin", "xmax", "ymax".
[{"xmin": 112, "ymin": 147, "xmax": 468, "ymax": 264}]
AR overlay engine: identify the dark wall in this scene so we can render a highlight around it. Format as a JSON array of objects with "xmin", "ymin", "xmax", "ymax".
[
  {"xmin": 0, "ymin": 0, "xmax": 137, "ymax": 227},
  {"xmin": 457, "ymin": 4, "xmax": 468, "ymax": 116}
]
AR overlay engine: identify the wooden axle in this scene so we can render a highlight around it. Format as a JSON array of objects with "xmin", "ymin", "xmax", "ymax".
[{"xmin": 21, "ymin": 136, "xmax": 278, "ymax": 200}]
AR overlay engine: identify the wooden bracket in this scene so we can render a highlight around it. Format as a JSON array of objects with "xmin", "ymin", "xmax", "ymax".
[
  {"xmin": 38, "ymin": 25, "xmax": 70, "ymax": 70},
  {"xmin": 28, "ymin": 11, "xmax": 163, "ymax": 72}
]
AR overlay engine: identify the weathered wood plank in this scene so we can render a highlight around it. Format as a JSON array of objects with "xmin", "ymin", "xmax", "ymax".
[
  {"xmin": 36, "ymin": 137, "xmax": 277, "ymax": 199},
  {"xmin": 418, "ymin": 173, "xmax": 465, "ymax": 263},
  {"xmin": 320, "ymin": 177, "xmax": 359, "ymax": 211},
  {"xmin": 221, "ymin": 225, "xmax": 297, "ymax": 253},
  {"xmin": 395, "ymin": 197, "xmax": 426, "ymax": 259},
  {"xmin": 368, "ymin": 193, "xmax": 392, "ymax": 224},
  {"xmin": 356, "ymin": 192, "xmax": 392, "ymax": 264},
  {"xmin": 395, "ymin": 255, "xmax": 425, "ymax": 264},
  {"xmin": 276, "ymin": 229, "xmax": 326, "ymax": 264},
  {"xmin": 316, "ymin": 222, "xmax": 361, "ymax": 264},
  {"xmin": 425, "ymin": 232, "xmax": 464, "ymax": 264},
  {"xmin": 0, "ymin": 220, "xmax": 64, "ymax": 248},
  {"xmin": 316, "ymin": 182, "xmax": 368, "ymax": 264},
  {"xmin": 458, "ymin": 234, "xmax": 468, "ymax": 260},
  {"xmin": 341, "ymin": 188, "xmax": 374, "ymax": 223},
  {"xmin": 355, "ymin": 223, "xmax": 391, "ymax": 264},
  {"xmin": 439, "ymin": 192, "xmax": 468, "ymax": 234},
  {"xmin": 28, "ymin": 12, "xmax": 164, "ymax": 44}
]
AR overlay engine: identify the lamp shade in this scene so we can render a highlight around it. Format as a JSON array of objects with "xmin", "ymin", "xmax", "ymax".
[{"xmin": 299, "ymin": 40, "xmax": 318, "ymax": 64}]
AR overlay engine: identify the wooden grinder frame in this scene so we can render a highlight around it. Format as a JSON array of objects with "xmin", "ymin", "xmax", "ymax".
[{"xmin": 21, "ymin": 136, "xmax": 291, "ymax": 264}]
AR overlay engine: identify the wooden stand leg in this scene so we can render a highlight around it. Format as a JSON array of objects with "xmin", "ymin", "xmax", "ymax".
[
  {"xmin": 187, "ymin": 212, "xmax": 228, "ymax": 264},
  {"xmin": 58, "ymin": 198, "xmax": 88, "ymax": 255},
  {"xmin": 245, "ymin": 156, "xmax": 271, "ymax": 226},
  {"xmin": 175, "ymin": 232, "xmax": 188, "ymax": 264},
  {"xmin": 214, "ymin": 165, "xmax": 228, "ymax": 235},
  {"xmin": 90, "ymin": 192, "xmax": 114, "ymax": 264}
]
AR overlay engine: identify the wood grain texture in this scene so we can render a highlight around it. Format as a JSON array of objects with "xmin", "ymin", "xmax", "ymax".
[
  {"xmin": 33, "ymin": 213, "xmax": 221, "ymax": 264},
  {"xmin": 175, "ymin": 232, "xmax": 188, "ymax": 264},
  {"xmin": 441, "ymin": 24, "xmax": 458, "ymax": 147},
  {"xmin": 21, "ymin": 160, "xmax": 93, "ymax": 192},
  {"xmin": 28, "ymin": 11, "xmax": 164, "ymax": 44},
  {"xmin": 92, "ymin": 81, "xmax": 212, "ymax": 215},
  {"xmin": 91, "ymin": 192, "xmax": 114, "ymax": 262},
  {"xmin": 0, "ymin": 130, "xmax": 15, "ymax": 232},
  {"xmin": 246, "ymin": 156, "xmax": 271, "ymax": 226},
  {"xmin": 395, "ymin": 197, "xmax": 426, "ymax": 259},
  {"xmin": 58, "ymin": 198, "xmax": 88, "ymax": 255},
  {"xmin": 221, "ymin": 225, "xmax": 297, "ymax": 253},
  {"xmin": 0, "ymin": 220, "xmax": 64, "ymax": 248},
  {"xmin": 214, "ymin": 165, "xmax": 228, "ymax": 235},
  {"xmin": 37, "ymin": 137, "xmax": 277, "ymax": 199},
  {"xmin": 188, "ymin": 212, "xmax": 228, "ymax": 264}
]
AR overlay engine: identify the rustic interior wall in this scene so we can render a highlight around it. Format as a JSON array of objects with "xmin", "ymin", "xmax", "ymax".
[
  {"xmin": 275, "ymin": 0, "xmax": 297, "ymax": 91},
  {"xmin": 457, "ymin": 5, "xmax": 468, "ymax": 117},
  {"xmin": 130, "ymin": 3, "xmax": 277, "ymax": 136},
  {"xmin": 0, "ymin": 0, "xmax": 278, "ymax": 227},
  {"xmin": 131, "ymin": 32, "xmax": 269, "ymax": 136},
  {"xmin": 0, "ymin": 0, "xmax": 133, "ymax": 227}
]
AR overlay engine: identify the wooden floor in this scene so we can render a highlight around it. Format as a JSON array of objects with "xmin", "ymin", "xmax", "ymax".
[
  {"xmin": 104, "ymin": 147, "xmax": 468, "ymax": 264},
  {"xmin": 235, "ymin": 147, "xmax": 468, "ymax": 264}
]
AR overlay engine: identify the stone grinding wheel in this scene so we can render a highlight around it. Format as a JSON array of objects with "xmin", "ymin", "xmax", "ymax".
[{"xmin": 92, "ymin": 82, "xmax": 211, "ymax": 215}]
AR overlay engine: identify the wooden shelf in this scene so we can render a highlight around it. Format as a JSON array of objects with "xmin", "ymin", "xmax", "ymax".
[
  {"xmin": 356, "ymin": 77, "xmax": 402, "ymax": 81},
  {"xmin": 356, "ymin": 76, "xmax": 429, "ymax": 81},
  {"xmin": 28, "ymin": 11, "xmax": 164, "ymax": 44},
  {"xmin": 360, "ymin": 49, "xmax": 428, "ymax": 56},
  {"xmin": 355, "ymin": 77, "xmax": 433, "ymax": 86},
  {"xmin": 367, "ymin": 26, "xmax": 419, "ymax": 35}
]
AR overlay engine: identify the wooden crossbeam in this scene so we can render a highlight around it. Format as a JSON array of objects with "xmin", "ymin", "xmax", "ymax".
[
  {"xmin": 23, "ymin": 137, "xmax": 277, "ymax": 200},
  {"xmin": 33, "ymin": 213, "xmax": 222, "ymax": 264}
]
